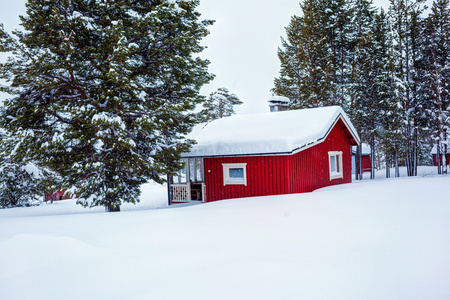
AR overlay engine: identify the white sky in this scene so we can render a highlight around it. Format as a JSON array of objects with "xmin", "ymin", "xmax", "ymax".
[{"xmin": 0, "ymin": 0, "xmax": 414, "ymax": 114}]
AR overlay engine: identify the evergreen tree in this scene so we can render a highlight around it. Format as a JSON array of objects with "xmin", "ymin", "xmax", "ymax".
[
  {"xmin": 201, "ymin": 87, "xmax": 242, "ymax": 121},
  {"xmin": 372, "ymin": 9, "xmax": 404, "ymax": 178},
  {"xmin": 323, "ymin": 0, "xmax": 355, "ymax": 108},
  {"xmin": 420, "ymin": 0, "xmax": 450, "ymax": 174},
  {"xmin": 389, "ymin": 0, "xmax": 426, "ymax": 176},
  {"xmin": 0, "ymin": 130, "xmax": 47, "ymax": 208},
  {"xmin": 272, "ymin": 0, "xmax": 336, "ymax": 108},
  {"xmin": 0, "ymin": 0, "xmax": 213, "ymax": 211},
  {"xmin": 348, "ymin": 0, "xmax": 377, "ymax": 179}
]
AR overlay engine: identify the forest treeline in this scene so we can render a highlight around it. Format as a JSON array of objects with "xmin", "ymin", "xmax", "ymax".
[{"xmin": 273, "ymin": 0, "xmax": 450, "ymax": 178}]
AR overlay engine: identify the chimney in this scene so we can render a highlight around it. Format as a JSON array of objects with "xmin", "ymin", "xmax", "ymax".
[{"xmin": 268, "ymin": 96, "xmax": 289, "ymax": 112}]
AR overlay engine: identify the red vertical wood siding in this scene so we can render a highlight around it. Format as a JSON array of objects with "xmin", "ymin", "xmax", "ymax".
[
  {"xmin": 204, "ymin": 155, "xmax": 290, "ymax": 202},
  {"xmin": 433, "ymin": 154, "xmax": 450, "ymax": 166},
  {"xmin": 203, "ymin": 118, "xmax": 354, "ymax": 202},
  {"xmin": 361, "ymin": 155, "xmax": 371, "ymax": 172},
  {"xmin": 289, "ymin": 119, "xmax": 352, "ymax": 193}
]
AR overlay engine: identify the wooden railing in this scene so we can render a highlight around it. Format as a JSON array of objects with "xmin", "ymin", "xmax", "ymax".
[{"xmin": 171, "ymin": 184, "xmax": 191, "ymax": 203}]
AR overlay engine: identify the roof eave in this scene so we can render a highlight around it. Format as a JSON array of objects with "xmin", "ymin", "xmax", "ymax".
[{"xmin": 182, "ymin": 113, "xmax": 360, "ymax": 159}]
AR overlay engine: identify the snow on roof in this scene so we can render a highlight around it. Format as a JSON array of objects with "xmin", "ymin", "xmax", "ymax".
[
  {"xmin": 430, "ymin": 144, "xmax": 450, "ymax": 154},
  {"xmin": 183, "ymin": 106, "xmax": 360, "ymax": 157},
  {"xmin": 268, "ymin": 96, "xmax": 289, "ymax": 104}
]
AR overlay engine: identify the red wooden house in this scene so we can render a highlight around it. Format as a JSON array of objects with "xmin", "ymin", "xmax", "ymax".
[
  {"xmin": 352, "ymin": 143, "xmax": 372, "ymax": 175},
  {"xmin": 44, "ymin": 189, "xmax": 72, "ymax": 202},
  {"xmin": 168, "ymin": 106, "xmax": 360, "ymax": 203},
  {"xmin": 431, "ymin": 146, "xmax": 450, "ymax": 166}
]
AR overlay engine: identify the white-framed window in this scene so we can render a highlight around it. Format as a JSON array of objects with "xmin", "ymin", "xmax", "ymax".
[
  {"xmin": 222, "ymin": 163, "xmax": 247, "ymax": 186},
  {"xmin": 328, "ymin": 151, "xmax": 343, "ymax": 180}
]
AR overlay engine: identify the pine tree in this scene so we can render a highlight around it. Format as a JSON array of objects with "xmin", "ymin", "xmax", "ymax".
[
  {"xmin": 389, "ymin": 0, "xmax": 426, "ymax": 176},
  {"xmin": 371, "ymin": 9, "xmax": 404, "ymax": 178},
  {"xmin": 420, "ymin": 0, "xmax": 450, "ymax": 174},
  {"xmin": 0, "ymin": 0, "xmax": 213, "ymax": 211},
  {"xmin": 272, "ymin": 0, "xmax": 336, "ymax": 108},
  {"xmin": 348, "ymin": 0, "xmax": 377, "ymax": 179},
  {"xmin": 201, "ymin": 87, "xmax": 242, "ymax": 122},
  {"xmin": 0, "ymin": 130, "xmax": 47, "ymax": 208},
  {"xmin": 323, "ymin": 0, "xmax": 355, "ymax": 108}
]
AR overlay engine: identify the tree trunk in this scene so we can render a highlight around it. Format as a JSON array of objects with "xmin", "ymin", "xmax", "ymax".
[
  {"xmin": 437, "ymin": 139, "xmax": 442, "ymax": 175},
  {"xmin": 386, "ymin": 155, "xmax": 391, "ymax": 178},
  {"xmin": 105, "ymin": 204, "xmax": 121, "ymax": 212},
  {"xmin": 444, "ymin": 129, "xmax": 448, "ymax": 174},
  {"xmin": 395, "ymin": 143, "xmax": 400, "ymax": 177},
  {"xmin": 370, "ymin": 136, "xmax": 375, "ymax": 180},
  {"xmin": 357, "ymin": 144, "xmax": 363, "ymax": 180},
  {"xmin": 413, "ymin": 127, "xmax": 418, "ymax": 176}
]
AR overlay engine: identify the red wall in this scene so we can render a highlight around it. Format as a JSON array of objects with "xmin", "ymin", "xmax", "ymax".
[
  {"xmin": 203, "ymin": 119, "xmax": 353, "ymax": 202},
  {"xmin": 204, "ymin": 155, "xmax": 290, "ymax": 202},
  {"xmin": 288, "ymin": 119, "xmax": 352, "ymax": 194},
  {"xmin": 355, "ymin": 154, "xmax": 371, "ymax": 173},
  {"xmin": 433, "ymin": 154, "xmax": 450, "ymax": 166},
  {"xmin": 44, "ymin": 190, "xmax": 71, "ymax": 202}
]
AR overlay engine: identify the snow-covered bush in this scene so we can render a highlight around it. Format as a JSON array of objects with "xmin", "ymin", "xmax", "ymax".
[
  {"xmin": 0, "ymin": 161, "xmax": 45, "ymax": 208},
  {"xmin": 0, "ymin": 129, "xmax": 47, "ymax": 208}
]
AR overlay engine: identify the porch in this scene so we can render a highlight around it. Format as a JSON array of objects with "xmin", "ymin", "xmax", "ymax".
[{"xmin": 168, "ymin": 157, "xmax": 206, "ymax": 204}]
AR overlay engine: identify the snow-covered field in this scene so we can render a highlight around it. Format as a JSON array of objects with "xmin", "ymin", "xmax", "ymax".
[{"xmin": 1, "ymin": 166, "xmax": 449, "ymax": 300}]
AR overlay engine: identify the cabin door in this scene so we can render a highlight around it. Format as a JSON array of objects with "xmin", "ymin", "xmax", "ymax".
[
  {"xmin": 169, "ymin": 158, "xmax": 205, "ymax": 203},
  {"xmin": 188, "ymin": 158, "xmax": 205, "ymax": 202}
]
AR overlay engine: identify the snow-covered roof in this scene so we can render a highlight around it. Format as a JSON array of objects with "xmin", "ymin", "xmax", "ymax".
[
  {"xmin": 430, "ymin": 145, "xmax": 450, "ymax": 154},
  {"xmin": 183, "ymin": 106, "xmax": 360, "ymax": 158},
  {"xmin": 268, "ymin": 96, "xmax": 289, "ymax": 105}
]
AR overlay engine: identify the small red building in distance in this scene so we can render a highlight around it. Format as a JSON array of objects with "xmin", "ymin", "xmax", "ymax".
[
  {"xmin": 431, "ymin": 146, "xmax": 450, "ymax": 166},
  {"xmin": 352, "ymin": 143, "xmax": 372, "ymax": 175},
  {"xmin": 168, "ymin": 106, "xmax": 360, "ymax": 203},
  {"xmin": 44, "ymin": 190, "xmax": 72, "ymax": 202}
]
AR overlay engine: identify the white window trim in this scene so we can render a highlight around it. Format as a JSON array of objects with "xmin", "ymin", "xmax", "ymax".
[
  {"xmin": 222, "ymin": 163, "xmax": 247, "ymax": 186},
  {"xmin": 328, "ymin": 151, "xmax": 343, "ymax": 180}
]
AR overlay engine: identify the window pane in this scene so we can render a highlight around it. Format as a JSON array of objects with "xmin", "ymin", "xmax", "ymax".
[
  {"xmin": 179, "ymin": 165, "xmax": 187, "ymax": 183},
  {"xmin": 229, "ymin": 168, "xmax": 244, "ymax": 178},
  {"xmin": 330, "ymin": 156, "xmax": 336, "ymax": 172},
  {"xmin": 336, "ymin": 156, "xmax": 340, "ymax": 173}
]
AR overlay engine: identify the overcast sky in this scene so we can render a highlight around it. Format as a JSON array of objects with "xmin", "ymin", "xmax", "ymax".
[{"xmin": 1, "ymin": 0, "xmax": 413, "ymax": 115}]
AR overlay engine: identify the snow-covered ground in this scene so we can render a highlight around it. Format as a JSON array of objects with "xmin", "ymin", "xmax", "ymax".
[{"xmin": 1, "ymin": 166, "xmax": 449, "ymax": 300}]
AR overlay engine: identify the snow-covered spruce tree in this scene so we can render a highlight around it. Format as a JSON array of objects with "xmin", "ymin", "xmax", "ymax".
[
  {"xmin": 272, "ymin": 0, "xmax": 336, "ymax": 109},
  {"xmin": 322, "ymin": 0, "xmax": 355, "ymax": 108},
  {"xmin": 348, "ymin": 0, "xmax": 377, "ymax": 180},
  {"xmin": 0, "ymin": 130, "xmax": 47, "ymax": 208},
  {"xmin": 371, "ymin": 9, "xmax": 404, "ymax": 178},
  {"xmin": 389, "ymin": 0, "xmax": 427, "ymax": 176},
  {"xmin": 0, "ymin": 0, "xmax": 213, "ymax": 212},
  {"xmin": 201, "ymin": 87, "xmax": 242, "ymax": 122},
  {"xmin": 419, "ymin": 0, "xmax": 450, "ymax": 174}
]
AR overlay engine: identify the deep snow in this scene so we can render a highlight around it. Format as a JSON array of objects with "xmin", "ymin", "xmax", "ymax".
[{"xmin": 1, "ymin": 166, "xmax": 449, "ymax": 300}]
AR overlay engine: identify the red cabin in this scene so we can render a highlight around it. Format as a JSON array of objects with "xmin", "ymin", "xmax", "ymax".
[
  {"xmin": 168, "ymin": 106, "xmax": 360, "ymax": 203},
  {"xmin": 431, "ymin": 146, "xmax": 450, "ymax": 166},
  {"xmin": 44, "ymin": 190, "xmax": 72, "ymax": 202},
  {"xmin": 352, "ymin": 143, "xmax": 372, "ymax": 175}
]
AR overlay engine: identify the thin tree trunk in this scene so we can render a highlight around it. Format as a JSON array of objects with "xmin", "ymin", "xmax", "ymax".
[
  {"xmin": 414, "ymin": 127, "xmax": 418, "ymax": 176},
  {"xmin": 106, "ymin": 204, "xmax": 121, "ymax": 212},
  {"xmin": 437, "ymin": 139, "xmax": 442, "ymax": 175},
  {"xmin": 358, "ymin": 144, "xmax": 363, "ymax": 180},
  {"xmin": 370, "ymin": 136, "xmax": 375, "ymax": 180},
  {"xmin": 395, "ymin": 143, "xmax": 400, "ymax": 177},
  {"xmin": 386, "ymin": 155, "xmax": 391, "ymax": 178},
  {"xmin": 444, "ymin": 129, "xmax": 448, "ymax": 174}
]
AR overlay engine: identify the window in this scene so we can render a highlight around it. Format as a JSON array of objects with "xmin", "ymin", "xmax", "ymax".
[
  {"xmin": 222, "ymin": 163, "xmax": 247, "ymax": 186},
  {"xmin": 328, "ymin": 151, "xmax": 343, "ymax": 180}
]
